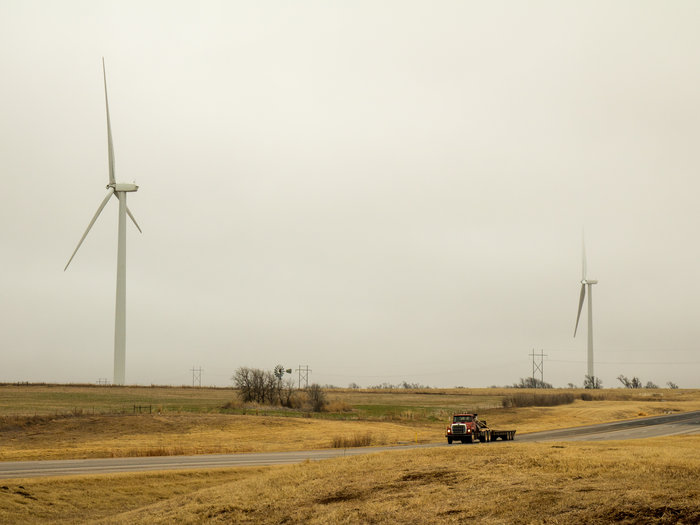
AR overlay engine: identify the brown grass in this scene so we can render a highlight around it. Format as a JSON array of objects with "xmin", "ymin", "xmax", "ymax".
[
  {"xmin": 1, "ymin": 387, "xmax": 699, "ymax": 461},
  {"xmin": 0, "ymin": 468, "xmax": 265, "ymax": 524},
  {"xmin": 501, "ymin": 391, "xmax": 575, "ymax": 407},
  {"xmin": 1, "ymin": 386, "xmax": 698, "ymax": 523},
  {"xmin": 1, "ymin": 436, "xmax": 697, "ymax": 524},
  {"xmin": 0, "ymin": 414, "xmax": 438, "ymax": 461},
  {"xmin": 330, "ymin": 433, "xmax": 375, "ymax": 448},
  {"xmin": 103, "ymin": 436, "xmax": 700, "ymax": 524},
  {"xmin": 325, "ymin": 397, "xmax": 353, "ymax": 412}
]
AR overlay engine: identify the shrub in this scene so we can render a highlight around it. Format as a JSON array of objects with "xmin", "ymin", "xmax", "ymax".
[
  {"xmin": 287, "ymin": 391, "xmax": 306, "ymax": 410},
  {"xmin": 331, "ymin": 433, "xmax": 372, "ymax": 448},
  {"xmin": 580, "ymin": 392, "xmax": 603, "ymax": 401},
  {"xmin": 512, "ymin": 377, "xmax": 553, "ymax": 389},
  {"xmin": 307, "ymin": 384, "xmax": 327, "ymax": 412},
  {"xmin": 221, "ymin": 399, "xmax": 243, "ymax": 410},
  {"xmin": 501, "ymin": 392, "xmax": 575, "ymax": 408},
  {"xmin": 326, "ymin": 398, "xmax": 353, "ymax": 413}
]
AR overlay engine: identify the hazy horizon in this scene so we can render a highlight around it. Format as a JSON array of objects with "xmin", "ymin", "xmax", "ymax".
[{"xmin": 1, "ymin": 1, "xmax": 699, "ymax": 388}]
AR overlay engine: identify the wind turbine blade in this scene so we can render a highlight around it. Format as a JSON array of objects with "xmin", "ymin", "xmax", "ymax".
[
  {"xmin": 64, "ymin": 189, "xmax": 115, "ymax": 271},
  {"xmin": 582, "ymin": 234, "xmax": 587, "ymax": 281},
  {"xmin": 574, "ymin": 284, "xmax": 586, "ymax": 337},
  {"xmin": 126, "ymin": 206, "xmax": 142, "ymax": 233},
  {"xmin": 102, "ymin": 57, "xmax": 116, "ymax": 186}
]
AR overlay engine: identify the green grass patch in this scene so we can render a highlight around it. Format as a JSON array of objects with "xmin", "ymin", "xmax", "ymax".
[{"xmin": 0, "ymin": 384, "xmax": 235, "ymax": 416}]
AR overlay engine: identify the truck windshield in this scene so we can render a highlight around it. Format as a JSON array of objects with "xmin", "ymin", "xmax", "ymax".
[{"xmin": 453, "ymin": 416, "xmax": 473, "ymax": 423}]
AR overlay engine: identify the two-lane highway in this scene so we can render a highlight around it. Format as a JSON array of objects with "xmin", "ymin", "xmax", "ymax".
[
  {"xmin": 1, "ymin": 410, "xmax": 697, "ymax": 479},
  {"xmin": 516, "ymin": 409, "xmax": 700, "ymax": 442}
]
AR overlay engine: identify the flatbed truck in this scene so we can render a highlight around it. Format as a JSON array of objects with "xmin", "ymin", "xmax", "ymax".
[{"xmin": 445, "ymin": 413, "xmax": 516, "ymax": 444}]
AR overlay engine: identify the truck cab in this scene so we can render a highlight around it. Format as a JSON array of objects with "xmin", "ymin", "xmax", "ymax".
[{"xmin": 446, "ymin": 413, "xmax": 480, "ymax": 444}]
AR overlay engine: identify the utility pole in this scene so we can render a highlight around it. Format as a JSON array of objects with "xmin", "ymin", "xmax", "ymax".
[
  {"xmin": 191, "ymin": 366, "xmax": 203, "ymax": 387},
  {"xmin": 296, "ymin": 365, "xmax": 311, "ymax": 389},
  {"xmin": 529, "ymin": 349, "xmax": 547, "ymax": 387}
]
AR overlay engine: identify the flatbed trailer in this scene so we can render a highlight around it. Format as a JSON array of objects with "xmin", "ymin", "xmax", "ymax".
[{"xmin": 489, "ymin": 429, "xmax": 516, "ymax": 441}]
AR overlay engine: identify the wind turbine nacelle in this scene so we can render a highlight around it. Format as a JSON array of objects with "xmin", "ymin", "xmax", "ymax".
[{"xmin": 111, "ymin": 183, "xmax": 139, "ymax": 192}]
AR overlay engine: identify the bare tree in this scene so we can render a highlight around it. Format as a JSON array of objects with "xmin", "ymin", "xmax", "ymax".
[
  {"xmin": 232, "ymin": 367, "xmax": 288, "ymax": 405},
  {"xmin": 667, "ymin": 381, "xmax": 679, "ymax": 389},
  {"xmin": 617, "ymin": 374, "xmax": 631, "ymax": 388},
  {"xmin": 617, "ymin": 375, "xmax": 641, "ymax": 388},
  {"xmin": 280, "ymin": 378, "xmax": 296, "ymax": 408},
  {"xmin": 584, "ymin": 375, "xmax": 602, "ymax": 389},
  {"xmin": 307, "ymin": 383, "xmax": 327, "ymax": 412},
  {"xmin": 232, "ymin": 367, "xmax": 254, "ymax": 402},
  {"xmin": 513, "ymin": 377, "xmax": 553, "ymax": 389}
]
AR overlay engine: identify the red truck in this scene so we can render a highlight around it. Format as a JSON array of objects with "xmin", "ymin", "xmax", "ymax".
[{"xmin": 445, "ymin": 413, "xmax": 516, "ymax": 444}]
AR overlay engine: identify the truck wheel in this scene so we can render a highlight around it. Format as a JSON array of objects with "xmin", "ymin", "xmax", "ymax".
[{"xmin": 447, "ymin": 437, "xmax": 452, "ymax": 444}]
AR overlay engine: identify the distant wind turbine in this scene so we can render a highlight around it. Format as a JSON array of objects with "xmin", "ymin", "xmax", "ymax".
[
  {"xmin": 64, "ymin": 58, "xmax": 142, "ymax": 386},
  {"xmin": 574, "ymin": 238, "xmax": 597, "ymax": 382}
]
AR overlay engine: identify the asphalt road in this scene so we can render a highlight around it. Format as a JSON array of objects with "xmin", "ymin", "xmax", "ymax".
[
  {"xmin": 1, "ymin": 410, "xmax": 697, "ymax": 479},
  {"xmin": 515, "ymin": 409, "xmax": 700, "ymax": 442}
]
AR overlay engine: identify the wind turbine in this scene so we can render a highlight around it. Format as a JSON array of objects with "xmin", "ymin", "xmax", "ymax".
[
  {"xmin": 574, "ymin": 238, "xmax": 597, "ymax": 383},
  {"xmin": 64, "ymin": 58, "xmax": 142, "ymax": 386}
]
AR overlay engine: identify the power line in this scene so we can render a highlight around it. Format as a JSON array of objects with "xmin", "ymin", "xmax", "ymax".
[
  {"xmin": 308, "ymin": 359, "xmax": 700, "ymax": 382},
  {"xmin": 529, "ymin": 349, "xmax": 548, "ymax": 386},
  {"xmin": 191, "ymin": 366, "xmax": 203, "ymax": 387},
  {"xmin": 548, "ymin": 359, "xmax": 700, "ymax": 365},
  {"xmin": 296, "ymin": 365, "xmax": 311, "ymax": 389}
]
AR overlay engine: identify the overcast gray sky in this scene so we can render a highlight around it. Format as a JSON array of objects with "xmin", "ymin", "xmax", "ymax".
[{"xmin": 1, "ymin": 1, "xmax": 699, "ymax": 388}]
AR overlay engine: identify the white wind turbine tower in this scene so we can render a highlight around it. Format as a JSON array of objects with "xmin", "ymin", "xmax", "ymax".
[
  {"xmin": 64, "ymin": 59, "xmax": 142, "ymax": 386},
  {"xmin": 574, "ymin": 238, "xmax": 597, "ymax": 383}
]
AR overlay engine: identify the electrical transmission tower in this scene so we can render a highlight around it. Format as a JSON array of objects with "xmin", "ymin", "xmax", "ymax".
[
  {"xmin": 529, "ymin": 349, "xmax": 548, "ymax": 387},
  {"xmin": 296, "ymin": 365, "xmax": 311, "ymax": 389},
  {"xmin": 191, "ymin": 366, "xmax": 203, "ymax": 387}
]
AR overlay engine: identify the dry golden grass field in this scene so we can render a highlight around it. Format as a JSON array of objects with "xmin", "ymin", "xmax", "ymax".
[
  {"xmin": 1, "ymin": 437, "xmax": 698, "ymax": 524},
  {"xmin": 1, "ymin": 385, "xmax": 698, "ymax": 461},
  {"xmin": 1, "ymin": 385, "xmax": 699, "ymax": 523}
]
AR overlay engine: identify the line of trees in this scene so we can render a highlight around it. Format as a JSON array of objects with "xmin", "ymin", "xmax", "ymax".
[
  {"xmin": 363, "ymin": 381, "xmax": 432, "ymax": 390},
  {"xmin": 512, "ymin": 377, "xmax": 553, "ymax": 389},
  {"xmin": 231, "ymin": 366, "xmax": 327, "ymax": 411},
  {"xmin": 617, "ymin": 375, "xmax": 678, "ymax": 389},
  {"xmin": 504, "ymin": 375, "xmax": 680, "ymax": 390},
  {"xmin": 232, "ymin": 366, "xmax": 296, "ymax": 407},
  {"xmin": 232, "ymin": 368, "xmax": 680, "ymax": 397}
]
